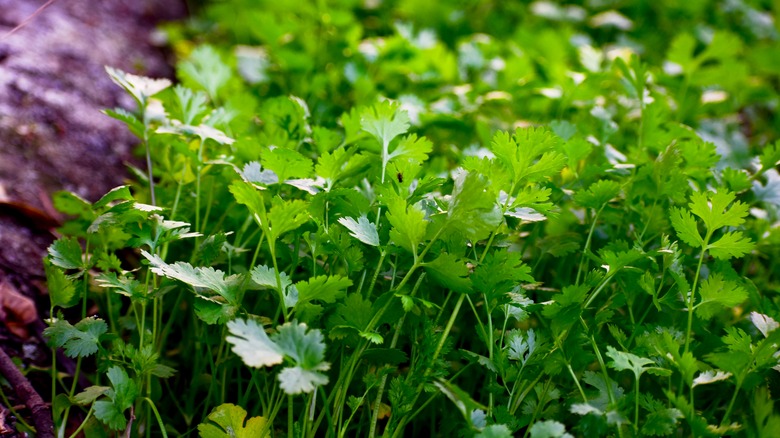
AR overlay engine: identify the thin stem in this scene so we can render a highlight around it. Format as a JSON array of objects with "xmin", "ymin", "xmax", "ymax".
[
  {"xmin": 576, "ymin": 205, "xmax": 605, "ymax": 286},
  {"xmin": 368, "ymin": 312, "xmax": 406, "ymax": 438},
  {"xmin": 142, "ymin": 398, "xmax": 168, "ymax": 438},
  {"xmin": 683, "ymin": 239, "xmax": 709, "ymax": 354}
]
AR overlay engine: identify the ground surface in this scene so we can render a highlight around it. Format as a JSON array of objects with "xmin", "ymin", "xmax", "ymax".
[{"xmin": 0, "ymin": 0, "xmax": 185, "ymax": 433}]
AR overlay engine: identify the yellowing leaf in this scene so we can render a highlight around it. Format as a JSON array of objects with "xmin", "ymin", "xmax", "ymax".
[{"xmin": 198, "ymin": 403, "xmax": 269, "ymax": 438}]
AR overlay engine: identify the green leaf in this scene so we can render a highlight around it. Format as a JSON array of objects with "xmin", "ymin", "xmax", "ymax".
[
  {"xmin": 230, "ymin": 180, "xmax": 267, "ymax": 222},
  {"xmin": 266, "ymin": 197, "xmax": 309, "ymax": 242},
  {"xmin": 689, "ymin": 189, "xmax": 749, "ymax": 231},
  {"xmin": 93, "ymin": 185, "xmax": 133, "ymax": 210},
  {"xmin": 261, "ymin": 148, "xmax": 313, "ymax": 182},
  {"xmin": 93, "ymin": 366, "xmax": 138, "ymax": 430},
  {"xmin": 178, "ymin": 45, "xmax": 231, "ymax": 100},
  {"xmin": 639, "ymin": 394, "xmax": 684, "ymax": 436},
  {"xmin": 295, "ymin": 275, "xmax": 352, "ymax": 308},
  {"xmin": 44, "ymin": 317, "xmax": 107, "ymax": 358},
  {"xmin": 52, "ymin": 191, "xmax": 93, "ymax": 218},
  {"xmin": 423, "ymin": 252, "xmax": 472, "ymax": 293},
  {"xmin": 103, "ymin": 108, "xmax": 144, "ymax": 138},
  {"xmin": 198, "ymin": 403, "xmax": 269, "ymax": 438},
  {"xmin": 72, "ymin": 386, "xmax": 109, "ymax": 406},
  {"xmin": 95, "ymin": 272, "xmax": 146, "ymax": 302},
  {"xmin": 273, "ymin": 321, "xmax": 331, "ymax": 394},
  {"xmin": 476, "ymin": 425, "xmax": 513, "ymax": 438},
  {"xmin": 328, "ymin": 293, "xmax": 374, "ymax": 341},
  {"xmin": 386, "ymin": 194, "xmax": 428, "ymax": 254},
  {"xmin": 360, "ymin": 101, "xmax": 410, "ymax": 152},
  {"xmin": 574, "ymin": 180, "xmax": 621, "ymax": 209},
  {"xmin": 433, "ymin": 379, "xmax": 487, "ymax": 426},
  {"xmin": 338, "ymin": 215, "xmax": 380, "ymax": 247},
  {"xmin": 472, "ymin": 249, "xmax": 533, "ymax": 307},
  {"xmin": 388, "ymin": 133, "xmax": 432, "ymax": 164},
  {"xmin": 105, "ymin": 66, "xmax": 171, "ymax": 107},
  {"xmin": 250, "ymin": 265, "xmax": 292, "ymax": 294},
  {"xmin": 48, "ymin": 237, "xmax": 84, "ymax": 270},
  {"xmin": 491, "ymin": 127, "xmax": 566, "ymax": 186},
  {"xmin": 226, "ymin": 318, "xmax": 284, "ymax": 368},
  {"xmin": 143, "ymin": 251, "xmax": 242, "ymax": 301},
  {"xmin": 707, "ymin": 231, "xmax": 754, "ymax": 260},
  {"xmin": 445, "ymin": 170, "xmax": 502, "ymax": 241},
  {"xmin": 542, "ymin": 285, "xmax": 589, "ymax": 335},
  {"xmin": 171, "ymin": 85, "xmax": 209, "ymax": 125},
  {"xmin": 696, "ymin": 273, "xmax": 747, "ymax": 320},
  {"xmin": 606, "ymin": 346, "xmax": 658, "ymax": 380},
  {"xmin": 45, "ymin": 261, "xmax": 78, "ymax": 308},
  {"xmin": 669, "ymin": 207, "xmax": 703, "ymax": 248},
  {"xmin": 759, "ymin": 141, "xmax": 780, "ymax": 171},
  {"xmin": 529, "ymin": 420, "xmax": 573, "ymax": 438},
  {"xmin": 142, "ymin": 251, "xmax": 243, "ymax": 323}
]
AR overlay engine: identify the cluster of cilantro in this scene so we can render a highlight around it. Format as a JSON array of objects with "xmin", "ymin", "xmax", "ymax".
[{"xmin": 41, "ymin": 0, "xmax": 780, "ymax": 437}]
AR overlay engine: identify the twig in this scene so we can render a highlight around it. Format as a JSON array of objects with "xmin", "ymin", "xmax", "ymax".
[
  {"xmin": 0, "ymin": 0, "xmax": 59, "ymax": 41},
  {"xmin": 0, "ymin": 348, "xmax": 53, "ymax": 438}
]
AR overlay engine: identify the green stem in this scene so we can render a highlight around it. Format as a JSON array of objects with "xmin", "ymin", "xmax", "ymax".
[
  {"xmin": 368, "ymin": 312, "xmax": 406, "ymax": 438},
  {"xmin": 576, "ymin": 205, "xmax": 605, "ymax": 286},
  {"xmin": 142, "ymin": 397, "xmax": 168, "ymax": 438},
  {"xmin": 683, "ymin": 239, "xmax": 709, "ymax": 354},
  {"xmin": 288, "ymin": 394, "xmax": 294, "ymax": 438}
]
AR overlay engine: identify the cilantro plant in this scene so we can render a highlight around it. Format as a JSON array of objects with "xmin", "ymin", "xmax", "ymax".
[{"xmin": 38, "ymin": 0, "xmax": 780, "ymax": 437}]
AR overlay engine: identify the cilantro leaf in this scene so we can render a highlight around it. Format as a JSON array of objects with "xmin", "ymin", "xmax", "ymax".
[
  {"xmin": 445, "ymin": 170, "xmax": 502, "ymax": 241},
  {"xmin": 669, "ymin": 207, "xmax": 703, "ymax": 248},
  {"xmin": 295, "ymin": 275, "xmax": 352, "ymax": 308},
  {"xmin": 388, "ymin": 133, "xmax": 432, "ymax": 164},
  {"xmin": 105, "ymin": 66, "xmax": 171, "ymax": 107},
  {"xmin": 691, "ymin": 370, "xmax": 732, "ymax": 387},
  {"xmin": 198, "ymin": 403, "xmax": 269, "ymax": 438},
  {"xmin": 226, "ymin": 318, "xmax": 284, "ymax": 368},
  {"xmin": 528, "ymin": 420, "xmax": 573, "ymax": 438},
  {"xmin": 759, "ymin": 141, "xmax": 780, "ymax": 171},
  {"xmin": 423, "ymin": 252, "xmax": 472, "ymax": 293},
  {"xmin": 142, "ymin": 250, "xmax": 243, "ymax": 324},
  {"xmin": 361, "ymin": 101, "xmax": 410, "ymax": 154},
  {"xmin": 93, "ymin": 366, "xmax": 138, "ymax": 430},
  {"xmin": 707, "ymin": 231, "xmax": 754, "ymax": 260},
  {"xmin": 261, "ymin": 147, "xmax": 313, "ymax": 182},
  {"xmin": 44, "ymin": 317, "xmax": 107, "ymax": 358},
  {"xmin": 177, "ymin": 45, "xmax": 231, "ymax": 100},
  {"xmin": 689, "ymin": 189, "xmax": 749, "ymax": 231},
  {"xmin": 386, "ymin": 194, "xmax": 428, "ymax": 255},
  {"xmin": 695, "ymin": 273, "xmax": 747, "ymax": 320},
  {"xmin": 338, "ymin": 215, "xmax": 380, "ymax": 247},
  {"xmin": 476, "ymin": 424, "xmax": 513, "ymax": 438},
  {"xmin": 606, "ymin": 346, "xmax": 669, "ymax": 380},
  {"xmin": 48, "ymin": 237, "xmax": 85, "ymax": 271},
  {"xmin": 574, "ymin": 180, "xmax": 621, "ymax": 209},
  {"xmin": 266, "ymin": 197, "xmax": 310, "ymax": 242},
  {"xmin": 95, "ymin": 272, "xmax": 146, "ymax": 302},
  {"xmin": 750, "ymin": 312, "xmax": 779, "ymax": 338},
  {"xmin": 45, "ymin": 261, "xmax": 78, "ymax": 308},
  {"xmin": 273, "ymin": 322, "xmax": 331, "ymax": 394}
]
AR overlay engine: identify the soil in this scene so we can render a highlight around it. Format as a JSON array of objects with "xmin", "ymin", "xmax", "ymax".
[{"xmin": 0, "ymin": 0, "xmax": 185, "ymax": 433}]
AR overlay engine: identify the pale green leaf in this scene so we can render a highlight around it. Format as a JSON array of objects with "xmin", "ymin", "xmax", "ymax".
[
  {"xmin": 226, "ymin": 318, "xmax": 284, "ymax": 368},
  {"xmin": 338, "ymin": 215, "xmax": 380, "ymax": 247}
]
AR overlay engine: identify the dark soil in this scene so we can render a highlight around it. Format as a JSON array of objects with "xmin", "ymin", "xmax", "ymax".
[{"xmin": 0, "ymin": 0, "xmax": 185, "ymax": 433}]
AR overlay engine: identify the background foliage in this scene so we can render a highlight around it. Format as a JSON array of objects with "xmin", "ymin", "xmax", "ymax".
[{"xmin": 42, "ymin": 0, "xmax": 780, "ymax": 436}]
